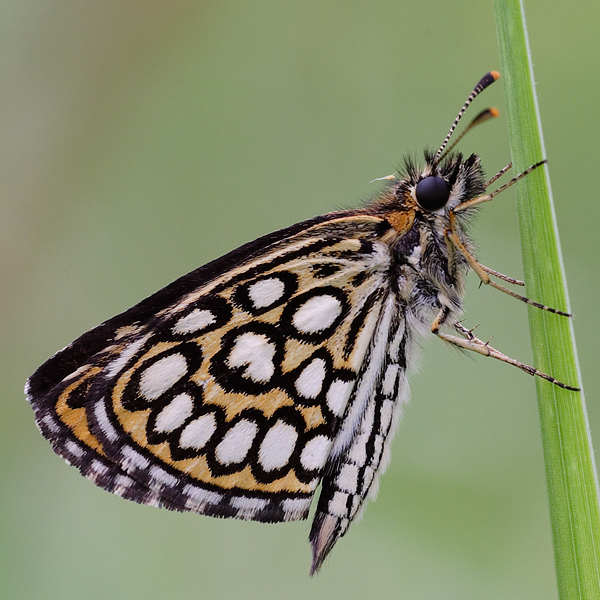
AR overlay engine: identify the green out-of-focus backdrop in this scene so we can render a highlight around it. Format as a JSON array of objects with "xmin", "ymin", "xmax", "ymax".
[{"xmin": 2, "ymin": 1, "xmax": 598, "ymax": 599}]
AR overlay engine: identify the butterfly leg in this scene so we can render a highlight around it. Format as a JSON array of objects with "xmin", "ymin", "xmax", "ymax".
[
  {"xmin": 431, "ymin": 308, "xmax": 579, "ymax": 391},
  {"xmin": 445, "ymin": 213, "xmax": 571, "ymax": 317},
  {"xmin": 453, "ymin": 160, "xmax": 546, "ymax": 212},
  {"xmin": 485, "ymin": 162, "xmax": 512, "ymax": 188},
  {"xmin": 478, "ymin": 264, "xmax": 524, "ymax": 286},
  {"xmin": 442, "ymin": 222, "xmax": 523, "ymax": 289}
]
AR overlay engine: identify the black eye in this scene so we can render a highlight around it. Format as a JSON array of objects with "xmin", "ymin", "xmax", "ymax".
[{"xmin": 415, "ymin": 176, "xmax": 450, "ymax": 211}]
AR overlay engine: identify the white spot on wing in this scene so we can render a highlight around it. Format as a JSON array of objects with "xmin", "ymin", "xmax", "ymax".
[
  {"xmin": 282, "ymin": 497, "xmax": 312, "ymax": 519},
  {"xmin": 228, "ymin": 332, "xmax": 276, "ymax": 382},
  {"xmin": 247, "ymin": 278, "xmax": 285, "ymax": 309},
  {"xmin": 215, "ymin": 419, "xmax": 258, "ymax": 465},
  {"xmin": 183, "ymin": 485, "xmax": 222, "ymax": 507},
  {"xmin": 350, "ymin": 298, "xmax": 383, "ymax": 370},
  {"xmin": 139, "ymin": 354, "xmax": 188, "ymax": 400},
  {"xmin": 347, "ymin": 433, "xmax": 369, "ymax": 466},
  {"xmin": 41, "ymin": 414, "xmax": 61, "ymax": 434},
  {"xmin": 90, "ymin": 460, "xmax": 109, "ymax": 477},
  {"xmin": 229, "ymin": 496, "xmax": 269, "ymax": 517},
  {"xmin": 179, "ymin": 413, "xmax": 217, "ymax": 450},
  {"xmin": 258, "ymin": 421, "xmax": 298, "ymax": 471},
  {"xmin": 387, "ymin": 319, "xmax": 406, "ymax": 361},
  {"xmin": 363, "ymin": 466, "xmax": 375, "ymax": 491},
  {"xmin": 149, "ymin": 466, "xmax": 178, "ymax": 488},
  {"xmin": 113, "ymin": 474, "xmax": 136, "ymax": 496},
  {"xmin": 105, "ymin": 334, "xmax": 151, "ymax": 378},
  {"xmin": 360, "ymin": 398, "xmax": 375, "ymax": 434},
  {"xmin": 382, "ymin": 364, "xmax": 399, "ymax": 396},
  {"xmin": 121, "ymin": 445, "xmax": 150, "ymax": 471},
  {"xmin": 295, "ymin": 358, "xmax": 326, "ymax": 399},
  {"xmin": 372, "ymin": 434, "xmax": 384, "ymax": 463},
  {"xmin": 336, "ymin": 463, "xmax": 359, "ymax": 494},
  {"xmin": 94, "ymin": 399, "xmax": 118, "ymax": 442},
  {"xmin": 65, "ymin": 440, "xmax": 84, "ymax": 459},
  {"xmin": 329, "ymin": 491, "xmax": 349, "ymax": 518},
  {"xmin": 293, "ymin": 294, "xmax": 342, "ymax": 333},
  {"xmin": 380, "ymin": 399, "xmax": 394, "ymax": 433},
  {"xmin": 300, "ymin": 435, "xmax": 331, "ymax": 471},
  {"xmin": 326, "ymin": 379, "xmax": 354, "ymax": 416},
  {"xmin": 173, "ymin": 309, "xmax": 216, "ymax": 334},
  {"xmin": 154, "ymin": 393, "xmax": 194, "ymax": 433}
]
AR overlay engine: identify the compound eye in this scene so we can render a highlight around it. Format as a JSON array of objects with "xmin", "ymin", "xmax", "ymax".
[{"xmin": 415, "ymin": 176, "xmax": 450, "ymax": 211}]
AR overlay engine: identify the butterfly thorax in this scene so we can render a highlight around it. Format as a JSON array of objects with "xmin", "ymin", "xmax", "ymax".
[{"xmin": 363, "ymin": 151, "xmax": 486, "ymax": 328}]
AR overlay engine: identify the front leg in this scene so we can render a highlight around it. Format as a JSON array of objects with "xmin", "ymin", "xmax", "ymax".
[
  {"xmin": 430, "ymin": 308, "xmax": 578, "ymax": 391},
  {"xmin": 445, "ymin": 212, "xmax": 570, "ymax": 317}
]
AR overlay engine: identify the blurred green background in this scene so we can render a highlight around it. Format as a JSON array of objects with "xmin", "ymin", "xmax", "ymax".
[{"xmin": 2, "ymin": 1, "xmax": 598, "ymax": 598}]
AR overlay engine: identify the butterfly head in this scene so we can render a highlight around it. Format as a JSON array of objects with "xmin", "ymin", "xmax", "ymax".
[{"xmin": 392, "ymin": 150, "xmax": 486, "ymax": 221}]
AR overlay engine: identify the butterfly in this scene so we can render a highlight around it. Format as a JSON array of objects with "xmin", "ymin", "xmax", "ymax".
[{"xmin": 26, "ymin": 71, "xmax": 577, "ymax": 575}]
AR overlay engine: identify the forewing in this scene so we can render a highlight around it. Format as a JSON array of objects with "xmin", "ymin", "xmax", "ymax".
[{"xmin": 26, "ymin": 212, "xmax": 395, "ymax": 523}]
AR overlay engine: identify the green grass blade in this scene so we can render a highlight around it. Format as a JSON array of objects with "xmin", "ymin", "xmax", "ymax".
[{"xmin": 493, "ymin": 1, "xmax": 600, "ymax": 598}]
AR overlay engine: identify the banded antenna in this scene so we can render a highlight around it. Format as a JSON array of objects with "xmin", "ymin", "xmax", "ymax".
[
  {"xmin": 437, "ymin": 107, "xmax": 499, "ymax": 163},
  {"xmin": 434, "ymin": 71, "xmax": 500, "ymax": 164}
]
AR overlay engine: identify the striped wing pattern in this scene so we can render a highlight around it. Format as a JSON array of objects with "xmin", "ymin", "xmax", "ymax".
[
  {"xmin": 309, "ymin": 294, "xmax": 410, "ymax": 572},
  {"xmin": 26, "ymin": 213, "xmax": 411, "ymax": 567}
]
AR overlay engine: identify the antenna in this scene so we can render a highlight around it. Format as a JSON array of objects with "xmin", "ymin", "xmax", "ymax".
[
  {"xmin": 434, "ymin": 71, "xmax": 500, "ymax": 164},
  {"xmin": 437, "ymin": 107, "xmax": 499, "ymax": 162}
]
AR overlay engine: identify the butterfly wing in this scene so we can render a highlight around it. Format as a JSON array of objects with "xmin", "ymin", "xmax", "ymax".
[
  {"xmin": 309, "ymin": 293, "xmax": 410, "ymax": 572},
  {"xmin": 27, "ymin": 211, "xmax": 403, "ymax": 526}
]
